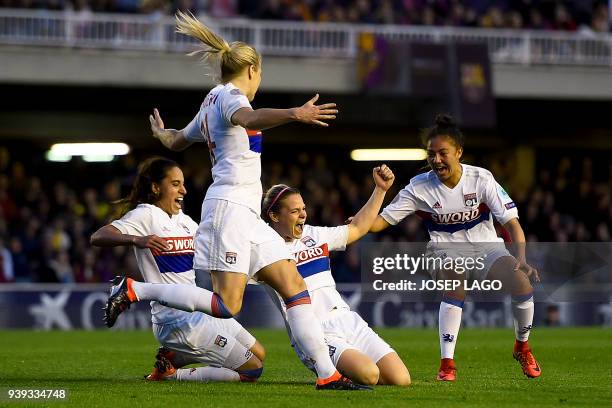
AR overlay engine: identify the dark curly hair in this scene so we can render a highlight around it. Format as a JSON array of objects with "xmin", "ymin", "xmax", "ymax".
[{"xmin": 421, "ymin": 114, "xmax": 464, "ymax": 149}]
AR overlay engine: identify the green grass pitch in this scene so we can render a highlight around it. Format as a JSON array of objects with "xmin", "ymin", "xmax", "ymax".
[{"xmin": 1, "ymin": 328, "xmax": 611, "ymax": 407}]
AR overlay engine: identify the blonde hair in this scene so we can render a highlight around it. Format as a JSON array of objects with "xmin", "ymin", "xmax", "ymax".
[{"xmin": 175, "ymin": 11, "xmax": 262, "ymax": 83}]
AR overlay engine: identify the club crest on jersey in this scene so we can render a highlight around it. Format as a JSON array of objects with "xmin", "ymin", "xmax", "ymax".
[
  {"xmin": 226, "ymin": 252, "xmax": 237, "ymax": 264},
  {"xmin": 464, "ymin": 193, "xmax": 478, "ymax": 206},
  {"xmin": 214, "ymin": 335, "xmax": 228, "ymax": 348},
  {"xmin": 300, "ymin": 236, "xmax": 316, "ymax": 247}
]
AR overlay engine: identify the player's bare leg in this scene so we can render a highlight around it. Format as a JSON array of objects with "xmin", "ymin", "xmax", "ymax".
[
  {"xmin": 488, "ymin": 256, "xmax": 541, "ymax": 378},
  {"xmin": 336, "ymin": 349, "xmax": 380, "ymax": 386},
  {"xmin": 210, "ymin": 270, "xmax": 249, "ymax": 316},
  {"xmin": 376, "ymin": 352, "xmax": 411, "ymax": 386},
  {"xmin": 257, "ymin": 259, "xmax": 371, "ymax": 390}
]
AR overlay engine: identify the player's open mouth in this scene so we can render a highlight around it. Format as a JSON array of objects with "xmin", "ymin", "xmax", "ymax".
[
  {"xmin": 175, "ymin": 197, "xmax": 183, "ymax": 206},
  {"xmin": 434, "ymin": 166, "xmax": 448, "ymax": 176},
  {"xmin": 295, "ymin": 223, "xmax": 304, "ymax": 235}
]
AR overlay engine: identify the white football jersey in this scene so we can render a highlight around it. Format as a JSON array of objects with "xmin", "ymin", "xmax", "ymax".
[
  {"xmin": 380, "ymin": 164, "xmax": 518, "ymax": 242},
  {"xmin": 111, "ymin": 204, "xmax": 199, "ymax": 324},
  {"xmin": 183, "ymin": 82, "xmax": 263, "ymax": 214},
  {"xmin": 278, "ymin": 225, "xmax": 351, "ymax": 320}
]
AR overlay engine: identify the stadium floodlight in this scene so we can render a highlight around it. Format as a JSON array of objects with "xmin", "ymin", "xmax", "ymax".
[
  {"xmin": 82, "ymin": 154, "xmax": 117, "ymax": 162},
  {"xmin": 350, "ymin": 149, "xmax": 427, "ymax": 161},
  {"xmin": 46, "ymin": 143, "xmax": 130, "ymax": 162},
  {"xmin": 45, "ymin": 150, "xmax": 72, "ymax": 162}
]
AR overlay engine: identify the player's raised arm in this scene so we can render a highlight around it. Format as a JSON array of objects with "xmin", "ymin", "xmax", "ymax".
[
  {"xmin": 231, "ymin": 94, "xmax": 338, "ymax": 130},
  {"xmin": 149, "ymin": 108, "xmax": 193, "ymax": 151},
  {"xmin": 346, "ymin": 165, "xmax": 394, "ymax": 245}
]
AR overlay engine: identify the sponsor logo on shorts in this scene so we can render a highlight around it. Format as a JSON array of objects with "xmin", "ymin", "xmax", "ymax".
[
  {"xmin": 442, "ymin": 333, "xmax": 455, "ymax": 343},
  {"xmin": 226, "ymin": 252, "xmax": 237, "ymax": 264},
  {"xmin": 300, "ymin": 236, "xmax": 316, "ymax": 247},
  {"xmin": 328, "ymin": 345, "xmax": 336, "ymax": 357},
  {"xmin": 464, "ymin": 193, "xmax": 478, "ymax": 206},
  {"xmin": 214, "ymin": 335, "xmax": 228, "ymax": 348}
]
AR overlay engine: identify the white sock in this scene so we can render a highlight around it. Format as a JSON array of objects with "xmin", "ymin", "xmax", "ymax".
[
  {"xmin": 285, "ymin": 293, "xmax": 337, "ymax": 380},
  {"xmin": 439, "ymin": 299, "xmax": 463, "ymax": 359},
  {"xmin": 130, "ymin": 282, "xmax": 232, "ymax": 318},
  {"xmin": 174, "ymin": 367, "xmax": 240, "ymax": 382},
  {"xmin": 512, "ymin": 294, "xmax": 534, "ymax": 342}
]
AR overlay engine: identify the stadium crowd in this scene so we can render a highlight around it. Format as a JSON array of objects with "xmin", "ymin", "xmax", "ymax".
[
  {"xmin": 1, "ymin": 0, "xmax": 610, "ymax": 33},
  {"xmin": 0, "ymin": 146, "xmax": 610, "ymax": 284}
]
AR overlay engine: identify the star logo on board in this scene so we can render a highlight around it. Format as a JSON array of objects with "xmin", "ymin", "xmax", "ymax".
[{"xmin": 28, "ymin": 290, "xmax": 72, "ymax": 330}]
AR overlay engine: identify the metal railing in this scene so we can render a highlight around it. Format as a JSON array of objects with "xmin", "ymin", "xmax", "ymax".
[{"xmin": 1, "ymin": 8, "xmax": 611, "ymax": 66}]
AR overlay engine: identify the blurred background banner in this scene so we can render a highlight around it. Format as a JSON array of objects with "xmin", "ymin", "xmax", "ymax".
[
  {"xmin": 1, "ymin": 2, "xmax": 612, "ymax": 330},
  {"xmin": 2, "ymin": 284, "xmax": 611, "ymax": 329},
  {"xmin": 359, "ymin": 39, "xmax": 495, "ymax": 127}
]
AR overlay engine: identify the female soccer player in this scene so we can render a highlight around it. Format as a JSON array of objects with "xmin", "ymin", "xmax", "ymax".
[
  {"xmin": 138, "ymin": 11, "xmax": 364, "ymax": 390},
  {"xmin": 262, "ymin": 165, "xmax": 411, "ymax": 386},
  {"xmin": 90, "ymin": 157, "xmax": 265, "ymax": 383},
  {"xmin": 369, "ymin": 114, "xmax": 541, "ymax": 381}
]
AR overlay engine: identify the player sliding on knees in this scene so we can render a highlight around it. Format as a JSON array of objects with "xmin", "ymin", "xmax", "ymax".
[
  {"xmin": 104, "ymin": 12, "xmax": 366, "ymax": 390},
  {"xmin": 90, "ymin": 157, "xmax": 265, "ymax": 383},
  {"xmin": 368, "ymin": 114, "xmax": 542, "ymax": 381},
  {"xmin": 262, "ymin": 165, "xmax": 411, "ymax": 386}
]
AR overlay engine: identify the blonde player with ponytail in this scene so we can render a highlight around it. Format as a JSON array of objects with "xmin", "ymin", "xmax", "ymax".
[{"xmin": 103, "ymin": 12, "xmax": 368, "ymax": 390}]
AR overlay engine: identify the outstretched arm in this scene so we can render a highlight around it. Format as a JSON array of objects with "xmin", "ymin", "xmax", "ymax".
[
  {"xmin": 90, "ymin": 224, "xmax": 170, "ymax": 252},
  {"xmin": 149, "ymin": 108, "xmax": 193, "ymax": 151},
  {"xmin": 346, "ymin": 165, "xmax": 395, "ymax": 245},
  {"xmin": 231, "ymin": 94, "xmax": 338, "ymax": 130}
]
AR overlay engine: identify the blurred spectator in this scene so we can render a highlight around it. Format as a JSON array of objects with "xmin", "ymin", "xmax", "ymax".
[
  {"xmin": 0, "ymin": 237, "xmax": 14, "ymax": 283},
  {"xmin": 544, "ymin": 304, "xmax": 561, "ymax": 326},
  {"xmin": 9, "ymin": 237, "xmax": 30, "ymax": 282}
]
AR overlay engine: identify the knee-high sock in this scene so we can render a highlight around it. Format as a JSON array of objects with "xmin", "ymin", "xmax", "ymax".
[
  {"xmin": 173, "ymin": 367, "xmax": 240, "ymax": 382},
  {"xmin": 284, "ymin": 290, "xmax": 338, "ymax": 380},
  {"xmin": 130, "ymin": 281, "xmax": 232, "ymax": 318},
  {"xmin": 439, "ymin": 298, "xmax": 463, "ymax": 359},
  {"xmin": 512, "ymin": 293, "xmax": 534, "ymax": 342}
]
